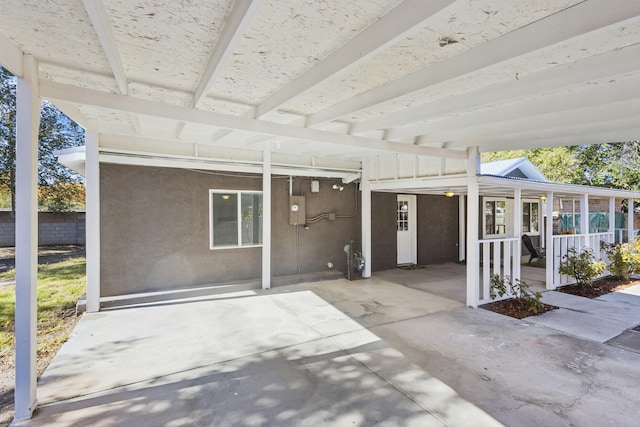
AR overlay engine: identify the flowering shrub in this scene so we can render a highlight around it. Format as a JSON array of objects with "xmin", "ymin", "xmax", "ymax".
[
  {"xmin": 559, "ymin": 247, "xmax": 606, "ymax": 287},
  {"xmin": 601, "ymin": 237, "xmax": 640, "ymax": 282}
]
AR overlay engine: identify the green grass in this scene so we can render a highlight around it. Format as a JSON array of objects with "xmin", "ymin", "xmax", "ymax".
[
  {"xmin": 0, "ymin": 190, "xmax": 10, "ymax": 209},
  {"xmin": 0, "ymin": 258, "xmax": 86, "ymax": 356}
]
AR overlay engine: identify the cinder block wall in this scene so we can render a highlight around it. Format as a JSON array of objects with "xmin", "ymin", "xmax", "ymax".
[{"xmin": 0, "ymin": 211, "xmax": 86, "ymax": 247}]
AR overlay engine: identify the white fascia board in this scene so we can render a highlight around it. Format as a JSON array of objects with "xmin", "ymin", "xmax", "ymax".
[
  {"xmin": 369, "ymin": 175, "xmax": 468, "ymax": 191},
  {"xmin": 56, "ymin": 146, "xmax": 87, "ymax": 176},
  {"xmin": 103, "ymin": 153, "xmax": 359, "ymax": 179},
  {"xmin": 271, "ymin": 167, "xmax": 359, "ymax": 179},
  {"xmin": 307, "ymin": 0, "xmax": 640, "ymax": 127},
  {"xmin": 98, "ymin": 133, "xmax": 361, "ymax": 171},
  {"xmin": 100, "ymin": 152, "xmax": 264, "ymax": 174},
  {"xmin": 478, "ymin": 175, "xmax": 640, "ymax": 199},
  {"xmin": 0, "ymin": 32, "xmax": 24, "ymax": 77},
  {"xmin": 518, "ymin": 161, "xmax": 548, "ymax": 182},
  {"xmin": 40, "ymin": 81, "xmax": 466, "ymax": 159},
  {"xmin": 60, "ymin": 147, "xmax": 361, "ymax": 179}
]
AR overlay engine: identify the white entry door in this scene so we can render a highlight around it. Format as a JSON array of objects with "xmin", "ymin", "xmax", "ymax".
[{"xmin": 397, "ymin": 195, "xmax": 417, "ymax": 265}]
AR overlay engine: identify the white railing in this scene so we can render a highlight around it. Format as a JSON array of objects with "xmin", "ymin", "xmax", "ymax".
[
  {"xmin": 595, "ymin": 228, "xmax": 639, "ymax": 243},
  {"xmin": 550, "ymin": 232, "xmax": 613, "ymax": 289},
  {"xmin": 614, "ymin": 228, "xmax": 640, "ymax": 243},
  {"xmin": 478, "ymin": 237, "xmax": 520, "ymax": 306}
]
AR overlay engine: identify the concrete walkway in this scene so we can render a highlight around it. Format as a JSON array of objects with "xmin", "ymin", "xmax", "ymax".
[
  {"xmin": 13, "ymin": 273, "xmax": 640, "ymax": 426},
  {"xmin": 16, "ymin": 277, "xmax": 497, "ymax": 427},
  {"xmin": 535, "ymin": 287, "xmax": 640, "ymax": 344}
]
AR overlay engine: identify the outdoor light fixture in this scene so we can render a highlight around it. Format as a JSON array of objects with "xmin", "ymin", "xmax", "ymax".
[
  {"xmin": 540, "ymin": 195, "xmax": 547, "ymax": 201},
  {"xmin": 332, "ymin": 184, "xmax": 344, "ymax": 191},
  {"xmin": 444, "ymin": 191, "xmax": 455, "ymax": 197}
]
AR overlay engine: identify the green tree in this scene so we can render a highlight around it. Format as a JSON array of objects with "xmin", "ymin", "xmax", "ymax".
[
  {"xmin": 0, "ymin": 66, "xmax": 85, "ymax": 211},
  {"xmin": 482, "ymin": 143, "xmax": 640, "ymax": 191}
]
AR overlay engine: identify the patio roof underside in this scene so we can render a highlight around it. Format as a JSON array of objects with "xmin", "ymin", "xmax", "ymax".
[
  {"xmin": 1, "ymin": 0, "xmax": 640, "ymax": 166},
  {"xmin": 371, "ymin": 175, "xmax": 640, "ymax": 200}
]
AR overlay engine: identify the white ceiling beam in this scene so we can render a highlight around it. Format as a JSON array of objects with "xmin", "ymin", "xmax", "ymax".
[
  {"xmin": 208, "ymin": 0, "xmax": 458, "ymax": 145},
  {"xmin": 51, "ymin": 101, "xmax": 98, "ymax": 133},
  {"xmin": 466, "ymin": 127, "xmax": 640, "ymax": 153},
  {"xmin": 440, "ymin": 116, "xmax": 640, "ymax": 150},
  {"xmin": 193, "ymin": 0, "xmax": 262, "ymax": 108},
  {"xmin": 82, "ymin": 0, "xmax": 142, "ymax": 134},
  {"xmin": 254, "ymin": 0, "xmax": 458, "ymax": 118},
  {"xmin": 306, "ymin": 0, "xmax": 640, "ymax": 127},
  {"xmin": 351, "ymin": 42, "xmax": 640, "ymax": 134},
  {"xmin": 82, "ymin": 0, "xmax": 128, "ymax": 95},
  {"xmin": 40, "ymin": 81, "xmax": 466, "ymax": 159},
  {"xmin": 391, "ymin": 75, "xmax": 640, "ymax": 140},
  {"xmin": 0, "ymin": 32, "xmax": 24, "ymax": 77}
]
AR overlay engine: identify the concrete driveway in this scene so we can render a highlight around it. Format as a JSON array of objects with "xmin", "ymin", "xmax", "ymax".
[{"xmin": 14, "ymin": 272, "xmax": 640, "ymax": 426}]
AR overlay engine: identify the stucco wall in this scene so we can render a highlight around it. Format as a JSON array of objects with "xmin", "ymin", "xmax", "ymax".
[
  {"xmin": 271, "ymin": 177, "xmax": 361, "ymax": 278},
  {"xmin": 371, "ymin": 192, "xmax": 397, "ymax": 272},
  {"xmin": 370, "ymin": 193, "xmax": 460, "ymax": 271},
  {"xmin": 417, "ymin": 195, "xmax": 459, "ymax": 264},
  {"xmin": 100, "ymin": 164, "xmax": 360, "ymax": 296}
]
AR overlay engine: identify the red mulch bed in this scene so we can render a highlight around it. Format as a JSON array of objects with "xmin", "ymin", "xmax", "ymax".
[
  {"xmin": 556, "ymin": 276, "xmax": 640, "ymax": 298},
  {"xmin": 484, "ymin": 276, "xmax": 640, "ymax": 319},
  {"xmin": 482, "ymin": 299, "xmax": 557, "ymax": 319}
]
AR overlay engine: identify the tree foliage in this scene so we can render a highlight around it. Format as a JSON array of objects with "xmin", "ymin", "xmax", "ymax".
[
  {"xmin": 0, "ymin": 66, "xmax": 85, "ymax": 211},
  {"xmin": 481, "ymin": 143, "xmax": 640, "ymax": 191}
]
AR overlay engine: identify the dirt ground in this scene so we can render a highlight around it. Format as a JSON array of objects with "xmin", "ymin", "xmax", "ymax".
[
  {"xmin": 0, "ymin": 245, "xmax": 85, "ymax": 426},
  {"xmin": 0, "ymin": 245, "xmax": 86, "ymax": 275}
]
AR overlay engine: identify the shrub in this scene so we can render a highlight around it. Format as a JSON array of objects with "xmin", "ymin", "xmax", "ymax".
[
  {"xmin": 559, "ymin": 247, "xmax": 606, "ymax": 287},
  {"xmin": 601, "ymin": 237, "xmax": 640, "ymax": 282},
  {"xmin": 490, "ymin": 275, "xmax": 544, "ymax": 315}
]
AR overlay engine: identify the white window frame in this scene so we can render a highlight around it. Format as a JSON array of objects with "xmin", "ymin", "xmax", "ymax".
[
  {"xmin": 522, "ymin": 198, "xmax": 541, "ymax": 236},
  {"xmin": 483, "ymin": 197, "xmax": 508, "ymax": 238},
  {"xmin": 209, "ymin": 189, "xmax": 263, "ymax": 250}
]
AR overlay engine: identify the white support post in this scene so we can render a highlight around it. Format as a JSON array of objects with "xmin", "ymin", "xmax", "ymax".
[
  {"xmin": 262, "ymin": 148, "xmax": 271, "ymax": 289},
  {"xmin": 458, "ymin": 194, "xmax": 465, "ymax": 262},
  {"xmin": 545, "ymin": 192, "xmax": 554, "ymax": 290},
  {"xmin": 513, "ymin": 188, "xmax": 522, "ymax": 281},
  {"xmin": 14, "ymin": 54, "xmax": 40, "ymax": 421},
  {"xmin": 540, "ymin": 197, "xmax": 546, "ymax": 248},
  {"xmin": 361, "ymin": 158, "xmax": 372, "ymax": 278},
  {"xmin": 85, "ymin": 131, "xmax": 101, "ymax": 312},
  {"xmin": 580, "ymin": 194, "xmax": 589, "ymax": 246},
  {"xmin": 609, "ymin": 197, "xmax": 616, "ymax": 242},
  {"xmin": 466, "ymin": 147, "xmax": 480, "ymax": 308},
  {"xmin": 628, "ymin": 198, "xmax": 635, "ymax": 243}
]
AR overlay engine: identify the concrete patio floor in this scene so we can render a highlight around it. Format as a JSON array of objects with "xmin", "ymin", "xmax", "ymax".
[{"xmin": 13, "ymin": 268, "xmax": 640, "ymax": 426}]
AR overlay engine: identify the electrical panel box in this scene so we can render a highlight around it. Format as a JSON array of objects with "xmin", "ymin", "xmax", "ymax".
[{"xmin": 289, "ymin": 196, "xmax": 306, "ymax": 225}]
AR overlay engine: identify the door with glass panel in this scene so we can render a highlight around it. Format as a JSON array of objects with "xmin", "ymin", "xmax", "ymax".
[{"xmin": 397, "ymin": 195, "xmax": 417, "ymax": 265}]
